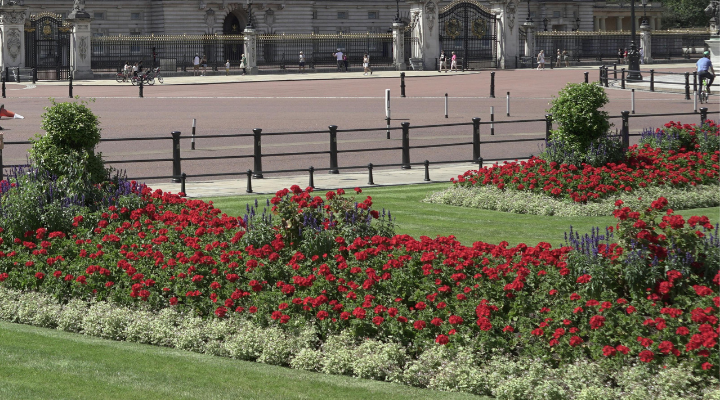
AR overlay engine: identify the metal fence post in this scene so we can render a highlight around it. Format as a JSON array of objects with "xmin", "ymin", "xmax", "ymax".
[
  {"xmin": 69, "ymin": 76, "xmax": 73, "ymax": 98},
  {"xmin": 2, "ymin": 78, "xmax": 5, "ymax": 99},
  {"xmin": 490, "ymin": 71, "xmax": 495, "ymax": 98},
  {"xmin": 693, "ymin": 71, "xmax": 697, "ymax": 94},
  {"xmin": 246, "ymin": 170, "xmax": 253, "ymax": 193},
  {"xmin": 367, "ymin": 163, "xmax": 375, "ymax": 185},
  {"xmin": 621, "ymin": 68, "xmax": 626, "ymax": 89},
  {"xmin": 613, "ymin": 63, "xmax": 617, "ymax": 80},
  {"xmin": 598, "ymin": 66, "xmax": 603, "ymax": 84},
  {"xmin": 180, "ymin": 173, "xmax": 187, "ymax": 196},
  {"xmin": 252, "ymin": 128, "xmax": 263, "ymax": 178},
  {"xmin": 424, "ymin": 160, "xmax": 430, "ymax": 181},
  {"xmin": 444, "ymin": 93, "xmax": 448, "ymax": 118},
  {"xmin": 545, "ymin": 114, "xmax": 552, "ymax": 142},
  {"xmin": 400, "ymin": 72, "xmax": 406, "ymax": 98},
  {"xmin": 32, "ymin": 68, "xmax": 36, "ymax": 85},
  {"xmin": 401, "ymin": 122, "xmax": 411, "ymax": 169},
  {"xmin": 604, "ymin": 66, "xmax": 609, "ymax": 87},
  {"xmin": 650, "ymin": 69, "xmax": 654, "ymax": 92},
  {"xmin": 139, "ymin": 77, "xmax": 144, "ymax": 98},
  {"xmin": 191, "ymin": 119, "xmax": 196, "ymax": 150},
  {"xmin": 472, "ymin": 117, "xmax": 481, "ymax": 162},
  {"xmin": 700, "ymin": 107, "xmax": 708, "ymax": 125},
  {"xmin": 631, "ymin": 89, "xmax": 635, "ymax": 114},
  {"xmin": 506, "ymin": 92, "xmax": 510, "ymax": 117},
  {"xmin": 621, "ymin": 111, "xmax": 630, "ymax": 150},
  {"xmin": 684, "ymin": 72, "xmax": 690, "ymax": 100},
  {"xmin": 308, "ymin": 166, "xmax": 315, "ymax": 188},
  {"xmin": 328, "ymin": 125, "xmax": 339, "ymax": 174},
  {"xmin": 170, "ymin": 131, "xmax": 182, "ymax": 183},
  {"xmin": 584, "ymin": 71, "xmax": 588, "ymax": 84},
  {"xmin": 0, "ymin": 148, "xmax": 3, "ymax": 182}
]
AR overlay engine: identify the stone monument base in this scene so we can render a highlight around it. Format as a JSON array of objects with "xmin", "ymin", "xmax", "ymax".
[
  {"xmin": 706, "ymin": 37, "xmax": 720, "ymax": 67},
  {"xmin": 72, "ymin": 69, "xmax": 94, "ymax": 80}
]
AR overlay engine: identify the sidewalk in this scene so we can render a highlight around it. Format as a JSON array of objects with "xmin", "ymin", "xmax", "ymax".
[{"xmin": 147, "ymin": 162, "xmax": 478, "ymax": 198}]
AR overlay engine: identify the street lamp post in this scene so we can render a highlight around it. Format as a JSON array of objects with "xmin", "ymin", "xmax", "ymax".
[
  {"xmin": 627, "ymin": 0, "xmax": 643, "ymax": 80},
  {"xmin": 641, "ymin": 0, "xmax": 649, "ymax": 26},
  {"xmin": 394, "ymin": 0, "xmax": 401, "ymax": 23},
  {"xmin": 575, "ymin": 17, "xmax": 581, "ymax": 31},
  {"xmin": 246, "ymin": 0, "xmax": 255, "ymax": 29}
]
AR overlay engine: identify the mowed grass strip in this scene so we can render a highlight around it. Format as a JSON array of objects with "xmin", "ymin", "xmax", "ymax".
[
  {"xmin": 205, "ymin": 183, "xmax": 720, "ymax": 247},
  {"xmin": 0, "ymin": 321, "xmax": 483, "ymax": 400}
]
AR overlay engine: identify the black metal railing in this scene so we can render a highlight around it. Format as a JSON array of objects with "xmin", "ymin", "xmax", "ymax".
[
  {"xmin": 255, "ymin": 33, "xmax": 394, "ymax": 71},
  {"xmin": 0, "ymin": 109, "xmax": 715, "ymax": 189}
]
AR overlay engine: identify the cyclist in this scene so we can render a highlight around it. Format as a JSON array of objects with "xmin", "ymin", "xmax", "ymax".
[{"xmin": 697, "ymin": 50, "xmax": 715, "ymax": 95}]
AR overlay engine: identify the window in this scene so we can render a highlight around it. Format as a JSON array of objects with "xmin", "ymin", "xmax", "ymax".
[
  {"xmin": 368, "ymin": 11, "xmax": 378, "ymax": 19},
  {"xmin": 552, "ymin": 11, "xmax": 561, "ymax": 18},
  {"xmin": 94, "ymin": 12, "xmax": 105, "ymax": 20},
  {"xmin": 312, "ymin": 10, "xmax": 317, "ymax": 19},
  {"xmin": 530, "ymin": 11, "xmax": 536, "ymax": 18},
  {"xmin": 337, "ymin": 11, "xmax": 347, "ymax": 19},
  {"xmin": 131, "ymin": 12, "xmax": 141, "ymax": 20}
]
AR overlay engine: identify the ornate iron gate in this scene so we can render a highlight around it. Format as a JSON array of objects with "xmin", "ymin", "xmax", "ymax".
[
  {"xmin": 439, "ymin": 0, "xmax": 497, "ymax": 69},
  {"xmin": 24, "ymin": 13, "xmax": 71, "ymax": 80}
]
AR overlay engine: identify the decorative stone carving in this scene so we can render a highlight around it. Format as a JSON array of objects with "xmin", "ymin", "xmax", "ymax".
[
  {"xmin": 265, "ymin": 9, "xmax": 275, "ymax": 26},
  {"xmin": 506, "ymin": 1, "xmax": 516, "ymax": 30},
  {"xmin": 7, "ymin": 28, "xmax": 21, "ymax": 61},
  {"xmin": 0, "ymin": 10, "xmax": 27, "ymax": 24},
  {"xmin": 204, "ymin": 7, "xmax": 216, "ymax": 30},
  {"xmin": 73, "ymin": 0, "xmax": 86, "ymax": 12},
  {"xmin": 425, "ymin": 1, "xmax": 436, "ymax": 34},
  {"xmin": 79, "ymin": 36, "xmax": 88, "ymax": 61}
]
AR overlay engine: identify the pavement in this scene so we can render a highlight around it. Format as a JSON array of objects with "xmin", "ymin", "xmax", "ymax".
[{"xmin": 148, "ymin": 162, "xmax": 478, "ymax": 198}]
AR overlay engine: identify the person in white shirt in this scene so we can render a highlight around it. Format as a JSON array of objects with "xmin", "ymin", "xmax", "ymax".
[
  {"xmin": 333, "ymin": 49, "xmax": 344, "ymax": 72},
  {"xmin": 299, "ymin": 51, "xmax": 306, "ymax": 72},
  {"xmin": 193, "ymin": 53, "xmax": 200, "ymax": 76},
  {"xmin": 363, "ymin": 53, "xmax": 372, "ymax": 75}
]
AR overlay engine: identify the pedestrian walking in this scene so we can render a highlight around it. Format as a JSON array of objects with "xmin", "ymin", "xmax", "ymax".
[
  {"xmin": 193, "ymin": 53, "xmax": 200, "ymax": 76},
  {"xmin": 343, "ymin": 53, "xmax": 349, "ymax": 72},
  {"xmin": 439, "ymin": 50, "xmax": 448, "ymax": 73},
  {"xmin": 240, "ymin": 54, "xmax": 247, "ymax": 75},
  {"xmin": 537, "ymin": 50, "xmax": 545, "ymax": 70},
  {"xmin": 201, "ymin": 54, "xmax": 207, "ymax": 76},
  {"xmin": 123, "ymin": 61, "xmax": 131, "ymax": 81},
  {"xmin": 132, "ymin": 62, "xmax": 139, "ymax": 77},
  {"xmin": 623, "ymin": 49, "xmax": 628, "ymax": 64},
  {"xmin": 363, "ymin": 53, "xmax": 372, "ymax": 75},
  {"xmin": 556, "ymin": 49, "xmax": 561, "ymax": 67},
  {"xmin": 333, "ymin": 49, "xmax": 344, "ymax": 72},
  {"xmin": 225, "ymin": 59, "xmax": 230, "ymax": 75},
  {"xmin": 562, "ymin": 50, "xmax": 569, "ymax": 67},
  {"xmin": 450, "ymin": 51, "xmax": 458, "ymax": 71},
  {"xmin": 299, "ymin": 51, "xmax": 305, "ymax": 72},
  {"xmin": 639, "ymin": 48, "xmax": 644, "ymax": 64}
]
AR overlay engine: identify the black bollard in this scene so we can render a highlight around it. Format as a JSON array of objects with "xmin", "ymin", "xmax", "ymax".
[
  {"xmin": 584, "ymin": 71, "xmax": 589, "ymax": 84},
  {"xmin": 472, "ymin": 117, "xmax": 481, "ymax": 162},
  {"xmin": 684, "ymin": 72, "xmax": 690, "ymax": 100},
  {"xmin": 246, "ymin": 170, "xmax": 253, "ymax": 193},
  {"xmin": 252, "ymin": 128, "xmax": 263, "ymax": 178},
  {"xmin": 2, "ymin": 78, "xmax": 5, "ymax": 99},
  {"xmin": 69, "ymin": 76, "xmax": 73, "ymax": 98},
  {"xmin": 700, "ymin": 107, "xmax": 708, "ymax": 125},
  {"xmin": 545, "ymin": 114, "xmax": 552, "ymax": 141},
  {"xmin": 621, "ymin": 111, "xmax": 630, "ymax": 150},
  {"xmin": 191, "ymin": 118, "xmax": 196, "ymax": 150},
  {"xmin": 367, "ymin": 163, "xmax": 375, "ymax": 185},
  {"xmin": 604, "ymin": 67, "xmax": 609, "ymax": 87},
  {"xmin": 490, "ymin": 71, "xmax": 495, "ymax": 98},
  {"xmin": 328, "ymin": 125, "xmax": 339, "ymax": 174},
  {"xmin": 613, "ymin": 63, "xmax": 617, "ymax": 80},
  {"xmin": 400, "ymin": 72, "xmax": 406, "ymax": 98},
  {"xmin": 139, "ymin": 77, "xmax": 144, "ymax": 98},
  {"xmin": 693, "ymin": 71, "xmax": 697, "ymax": 94},
  {"xmin": 621, "ymin": 68, "xmax": 626, "ymax": 89},
  {"xmin": 32, "ymin": 68, "xmax": 36, "ymax": 85},
  {"xmin": 424, "ymin": 160, "xmax": 430, "ymax": 182},
  {"xmin": 308, "ymin": 166, "xmax": 315, "ymax": 189},
  {"xmin": 599, "ymin": 66, "xmax": 604, "ymax": 84},
  {"xmin": 477, "ymin": 157, "xmax": 483, "ymax": 169},
  {"xmin": 401, "ymin": 122, "xmax": 411, "ymax": 169},
  {"xmin": 650, "ymin": 70, "xmax": 654, "ymax": 92},
  {"xmin": 180, "ymin": 173, "xmax": 187, "ymax": 196},
  {"xmin": 170, "ymin": 131, "xmax": 182, "ymax": 183}
]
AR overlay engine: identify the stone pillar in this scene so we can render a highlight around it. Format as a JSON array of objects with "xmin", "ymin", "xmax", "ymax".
[
  {"xmin": 243, "ymin": 27, "xmax": 258, "ymax": 75},
  {"xmin": 600, "ymin": 17, "xmax": 606, "ymax": 32},
  {"xmin": 649, "ymin": 17, "xmax": 655, "ymax": 31},
  {"xmin": 640, "ymin": 22, "xmax": 652, "ymax": 64},
  {"xmin": 0, "ymin": 4, "xmax": 28, "ymax": 71},
  {"xmin": 392, "ymin": 21, "xmax": 406, "ymax": 71},
  {"xmin": 707, "ymin": 37, "xmax": 720, "ymax": 68},
  {"xmin": 407, "ymin": 0, "xmax": 439, "ymax": 71},
  {"xmin": 524, "ymin": 20, "xmax": 535, "ymax": 59},
  {"xmin": 67, "ymin": 8, "xmax": 93, "ymax": 80},
  {"xmin": 492, "ymin": 1, "xmax": 519, "ymax": 69},
  {"xmin": 616, "ymin": 16, "xmax": 623, "ymax": 31}
]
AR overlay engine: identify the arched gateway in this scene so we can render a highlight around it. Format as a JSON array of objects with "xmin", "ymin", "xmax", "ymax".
[{"xmin": 439, "ymin": 0, "xmax": 497, "ymax": 69}]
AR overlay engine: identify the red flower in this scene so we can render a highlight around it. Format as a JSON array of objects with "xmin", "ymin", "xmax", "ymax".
[
  {"xmin": 476, "ymin": 317, "xmax": 492, "ymax": 331},
  {"xmin": 414, "ymin": 320, "xmax": 426, "ymax": 330},
  {"xmin": 430, "ymin": 317, "xmax": 443, "ymax": 327},
  {"xmin": 435, "ymin": 334, "xmax": 449, "ymax": 345},
  {"xmin": 589, "ymin": 315, "xmax": 606, "ymax": 329},
  {"xmin": 214, "ymin": 306, "xmax": 227, "ymax": 318},
  {"xmin": 626, "ymin": 305, "xmax": 636, "ymax": 314},
  {"xmin": 616, "ymin": 345, "xmax": 630, "ymax": 355},
  {"xmin": 639, "ymin": 350, "xmax": 654, "ymax": 363},
  {"xmin": 576, "ymin": 274, "xmax": 592, "ymax": 284},
  {"xmin": 693, "ymin": 285, "xmax": 714, "ymax": 297},
  {"xmin": 569, "ymin": 336, "xmax": 584, "ymax": 347},
  {"xmin": 602, "ymin": 346, "xmax": 617, "ymax": 357},
  {"xmin": 372, "ymin": 316, "xmax": 384, "ymax": 326},
  {"xmin": 702, "ymin": 362, "xmax": 714, "ymax": 370},
  {"xmin": 34, "ymin": 272, "xmax": 44, "ymax": 280},
  {"xmin": 448, "ymin": 315, "xmax": 464, "ymax": 325},
  {"xmin": 503, "ymin": 325, "xmax": 514, "ymax": 332}
]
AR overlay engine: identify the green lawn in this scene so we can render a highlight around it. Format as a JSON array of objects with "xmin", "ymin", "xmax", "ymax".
[
  {"xmin": 205, "ymin": 183, "xmax": 720, "ymax": 247},
  {"xmin": 0, "ymin": 321, "xmax": 482, "ymax": 400}
]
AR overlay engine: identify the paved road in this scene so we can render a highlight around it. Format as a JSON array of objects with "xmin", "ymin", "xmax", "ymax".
[{"xmin": 0, "ymin": 64, "xmax": 715, "ymax": 187}]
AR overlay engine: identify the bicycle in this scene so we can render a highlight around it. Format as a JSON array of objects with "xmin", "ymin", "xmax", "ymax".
[
  {"xmin": 131, "ymin": 71, "xmax": 154, "ymax": 86},
  {"xmin": 698, "ymin": 76, "xmax": 711, "ymax": 104},
  {"xmin": 146, "ymin": 67, "xmax": 163, "ymax": 84},
  {"xmin": 115, "ymin": 71, "xmax": 130, "ymax": 83}
]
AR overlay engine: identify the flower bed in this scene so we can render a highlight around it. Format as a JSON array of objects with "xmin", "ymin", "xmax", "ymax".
[
  {"xmin": 0, "ymin": 184, "xmax": 716, "ymax": 382},
  {"xmin": 451, "ymin": 121, "xmax": 719, "ymax": 204}
]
